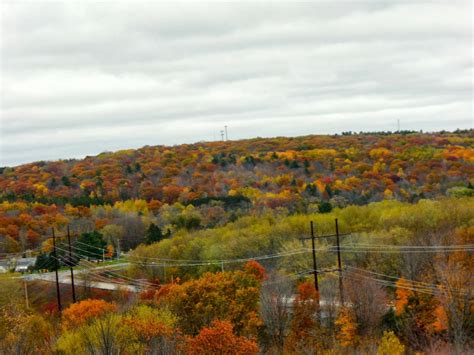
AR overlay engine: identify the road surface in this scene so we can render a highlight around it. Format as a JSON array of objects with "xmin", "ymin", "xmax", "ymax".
[{"xmin": 22, "ymin": 263, "xmax": 140, "ymax": 292}]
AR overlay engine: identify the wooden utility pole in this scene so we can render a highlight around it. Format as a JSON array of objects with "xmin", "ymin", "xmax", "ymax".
[
  {"xmin": 52, "ymin": 228, "xmax": 62, "ymax": 314},
  {"xmin": 67, "ymin": 226, "xmax": 76, "ymax": 303},
  {"xmin": 24, "ymin": 279, "xmax": 29, "ymax": 309},
  {"xmin": 335, "ymin": 218, "xmax": 344, "ymax": 305},
  {"xmin": 116, "ymin": 238, "xmax": 121, "ymax": 261},
  {"xmin": 303, "ymin": 219, "xmax": 350, "ymax": 309},
  {"xmin": 310, "ymin": 221, "xmax": 319, "ymax": 295},
  {"xmin": 300, "ymin": 221, "xmax": 321, "ymax": 314}
]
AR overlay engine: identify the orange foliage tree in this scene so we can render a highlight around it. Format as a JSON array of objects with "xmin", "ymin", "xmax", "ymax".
[
  {"xmin": 286, "ymin": 281, "xmax": 324, "ymax": 353},
  {"xmin": 105, "ymin": 244, "xmax": 114, "ymax": 258},
  {"xmin": 394, "ymin": 277, "xmax": 411, "ymax": 315},
  {"xmin": 122, "ymin": 306, "xmax": 180, "ymax": 354},
  {"xmin": 335, "ymin": 306, "xmax": 358, "ymax": 348},
  {"xmin": 394, "ymin": 277, "xmax": 444, "ymax": 349},
  {"xmin": 185, "ymin": 320, "xmax": 258, "ymax": 355},
  {"xmin": 156, "ymin": 261, "xmax": 265, "ymax": 337},
  {"xmin": 395, "ymin": 277, "xmax": 442, "ymax": 333},
  {"xmin": 61, "ymin": 299, "xmax": 117, "ymax": 330}
]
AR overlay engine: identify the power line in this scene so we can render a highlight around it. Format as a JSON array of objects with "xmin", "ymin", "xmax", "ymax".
[
  {"xmin": 127, "ymin": 248, "xmax": 311, "ymax": 266},
  {"xmin": 58, "ymin": 243, "xmax": 105, "ymax": 259},
  {"xmin": 50, "ymin": 252, "xmax": 157, "ymax": 291},
  {"xmin": 67, "ymin": 240, "xmax": 473, "ymax": 268},
  {"xmin": 54, "ymin": 247, "xmax": 158, "ymax": 290},
  {"xmin": 345, "ymin": 266, "xmax": 469, "ymax": 296},
  {"xmin": 342, "ymin": 269, "xmax": 469, "ymax": 298},
  {"xmin": 335, "ymin": 243, "xmax": 474, "ymax": 249},
  {"xmin": 74, "ymin": 240, "xmax": 107, "ymax": 252},
  {"xmin": 315, "ymin": 246, "xmax": 474, "ymax": 253}
]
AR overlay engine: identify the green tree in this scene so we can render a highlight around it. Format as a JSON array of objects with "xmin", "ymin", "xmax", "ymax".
[
  {"xmin": 34, "ymin": 252, "xmax": 55, "ymax": 271},
  {"xmin": 75, "ymin": 231, "xmax": 106, "ymax": 260},
  {"xmin": 145, "ymin": 223, "xmax": 164, "ymax": 245},
  {"xmin": 61, "ymin": 176, "xmax": 71, "ymax": 186},
  {"xmin": 447, "ymin": 186, "xmax": 474, "ymax": 198},
  {"xmin": 318, "ymin": 201, "xmax": 332, "ymax": 213}
]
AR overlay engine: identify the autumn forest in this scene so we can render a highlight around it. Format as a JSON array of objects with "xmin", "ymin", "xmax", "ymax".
[{"xmin": 0, "ymin": 131, "xmax": 473, "ymax": 354}]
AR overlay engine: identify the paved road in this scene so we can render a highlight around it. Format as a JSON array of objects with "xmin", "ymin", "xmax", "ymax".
[{"xmin": 23, "ymin": 263, "xmax": 140, "ymax": 292}]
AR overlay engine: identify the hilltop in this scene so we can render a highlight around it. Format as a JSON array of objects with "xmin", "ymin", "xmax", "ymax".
[{"xmin": 1, "ymin": 131, "xmax": 473, "ymax": 209}]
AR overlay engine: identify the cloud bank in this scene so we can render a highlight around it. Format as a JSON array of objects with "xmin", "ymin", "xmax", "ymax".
[{"xmin": 1, "ymin": 1, "xmax": 472, "ymax": 166}]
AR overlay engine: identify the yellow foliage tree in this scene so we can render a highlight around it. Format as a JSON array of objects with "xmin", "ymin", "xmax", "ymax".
[
  {"xmin": 0, "ymin": 308, "xmax": 53, "ymax": 355},
  {"xmin": 56, "ymin": 314, "xmax": 140, "ymax": 354},
  {"xmin": 335, "ymin": 307, "xmax": 358, "ymax": 348},
  {"xmin": 377, "ymin": 331, "xmax": 405, "ymax": 355}
]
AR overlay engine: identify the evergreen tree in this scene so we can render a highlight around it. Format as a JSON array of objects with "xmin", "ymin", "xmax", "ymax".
[
  {"xmin": 325, "ymin": 184, "xmax": 333, "ymax": 198},
  {"xmin": 145, "ymin": 223, "xmax": 164, "ymax": 245},
  {"xmin": 61, "ymin": 176, "xmax": 71, "ymax": 186},
  {"xmin": 290, "ymin": 160, "xmax": 300, "ymax": 169},
  {"xmin": 75, "ymin": 231, "xmax": 106, "ymax": 260},
  {"xmin": 35, "ymin": 252, "xmax": 54, "ymax": 271},
  {"xmin": 318, "ymin": 201, "xmax": 333, "ymax": 214}
]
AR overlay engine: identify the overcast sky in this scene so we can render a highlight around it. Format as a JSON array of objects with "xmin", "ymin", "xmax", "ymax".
[{"xmin": 1, "ymin": 1, "xmax": 472, "ymax": 167}]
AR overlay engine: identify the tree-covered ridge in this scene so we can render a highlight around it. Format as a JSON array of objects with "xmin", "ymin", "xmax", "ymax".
[{"xmin": 1, "ymin": 131, "xmax": 473, "ymax": 207}]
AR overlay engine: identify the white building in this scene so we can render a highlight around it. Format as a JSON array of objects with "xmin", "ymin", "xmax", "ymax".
[{"xmin": 13, "ymin": 257, "xmax": 37, "ymax": 273}]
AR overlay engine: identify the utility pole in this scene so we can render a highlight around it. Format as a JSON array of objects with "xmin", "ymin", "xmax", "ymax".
[
  {"xmin": 24, "ymin": 279, "xmax": 29, "ymax": 309},
  {"xmin": 116, "ymin": 238, "xmax": 121, "ymax": 261},
  {"xmin": 310, "ymin": 221, "xmax": 319, "ymax": 296},
  {"xmin": 52, "ymin": 227, "xmax": 62, "ymax": 314},
  {"xmin": 301, "ymin": 218, "xmax": 350, "ymax": 305},
  {"xmin": 302, "ymin": 221, "xmax": 350, "ymax": 310},
  {"xmin": 300, "ymin": 221, "xmax": 321, "ymax": 314},
  {"xmin": 67, "ymin": 226, "xmax": 76, "ymax": 303},
  {"xmin": 310, "ymin": 221, "xmax": 321, "ymax": 321},
  {"xmin": 335, "ymin": 219, "xmax": 344, "ymax": 305}
]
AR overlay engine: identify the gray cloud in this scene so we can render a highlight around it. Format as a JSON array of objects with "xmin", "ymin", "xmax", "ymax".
[{"xmin": 1, "ymin": 0, "xmax": 472, "ymax": 166}]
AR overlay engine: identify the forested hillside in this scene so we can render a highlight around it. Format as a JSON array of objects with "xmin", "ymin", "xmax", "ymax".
[
  {"xmin": 1, "ymin": 131, "xmax": 473, "ymax": 252},
  {"xmin": 0, "ymin": 131, "xmax": 473, "ymax": 354},
  {"xmin": 2, "ymin": 131, "xmax": 473, "ymax": 207}
]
